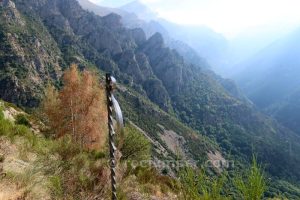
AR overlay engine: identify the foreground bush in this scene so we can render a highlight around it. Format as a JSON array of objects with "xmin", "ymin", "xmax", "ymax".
[
  {"xmin": 179, "ymin": 156, "xmax": 267, "ymax": 200},
  {"xmin": 234, "ymin": 157, "xmax": 267, "ymax": 200},
  {"xmin": 120, "ymin": 124, "xmax": 151, "ymax": 161}
]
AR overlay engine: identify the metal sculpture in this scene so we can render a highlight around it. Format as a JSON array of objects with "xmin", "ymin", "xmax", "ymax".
[{"xmin": 106, "ymin": 74, "xmax": 123, "ymax": 200}]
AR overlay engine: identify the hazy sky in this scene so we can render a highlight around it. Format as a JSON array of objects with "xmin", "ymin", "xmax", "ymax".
[{"xmin": 89, "ymin": 0, "xmax": 300, "ymax": 38}]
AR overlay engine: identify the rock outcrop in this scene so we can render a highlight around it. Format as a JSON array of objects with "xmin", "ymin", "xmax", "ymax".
[{"xmin": 0, "ymin": 0, "xmax": 62, "ymax": 107}]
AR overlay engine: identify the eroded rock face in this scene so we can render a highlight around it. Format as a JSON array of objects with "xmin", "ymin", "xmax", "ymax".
[
  {"xmin": 129, "ymin": 28, "xmax": 147, "ymax": 46},
  {"xmin": 118, "ymin": 50, "xmax": 143, "ymax": 82},
  {"xmin": 142, "ymin": 33, "xmax": 184, "ymax": 94},
  {"xmin": 0, "ymin": 0, "xmax": 25, "ymax": 26},
  {"xmin": 135, "ymin": 53, "xmax": 153, "ymax": 78},
  {"xmin": 0, "ymin": 76, "xmax": 40, "ymax": 107},
  {"xmin": 1, "ymin": 0, "xmax": 190, "ymax": 111},
  {"xmin": 2, "ymin": 0, "xmax": 176, "ymax": 111},
  {"xmin": 102, "ymin": 13, "xmax": 123, "ymax": 29},
  {"xmin": 0, "ymin": 1, "xmax": 62, "ymax": 107},
  {"xmin": 143, "ymin": 78, "xmax": 171, "ymax": 111}
]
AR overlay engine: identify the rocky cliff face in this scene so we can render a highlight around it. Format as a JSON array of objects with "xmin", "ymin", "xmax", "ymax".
[
  {"xmin": 9, "ymin": 0, "xmax": 173, "ymax": 110},
  {"xmin": 0, "ymin": 0, "xmax": 62, "ymax": 107}
]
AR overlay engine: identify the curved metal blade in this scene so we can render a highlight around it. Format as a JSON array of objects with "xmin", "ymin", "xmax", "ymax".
[
  {"xmin": 111, "ymin": 76, "xmax": 117, "ymax": 84},
  {"xmin": 112, "ymin": 94, "xmax": 124, "ymax": 128}
]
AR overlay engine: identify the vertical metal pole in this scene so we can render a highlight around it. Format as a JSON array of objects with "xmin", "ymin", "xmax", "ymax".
[{"xmin": 106, "ymin": 74, "xmax": 117, "ymax": 200}]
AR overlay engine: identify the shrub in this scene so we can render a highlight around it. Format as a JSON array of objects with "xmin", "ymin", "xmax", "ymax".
[
  {"xmin": 120, "ymin": 124, "xmax": 151, "ymax": 161},
  {"xmin": 48, "ymin": 176, "xmax": 63, "ymax": 198},
  {"xmin": 179, "ymin": 167, "xmax": 230, "ymax": 200},
  {"xmin": 130, "ymin": 166, "xmax": 179, "ymax": 195},
  {"xmin": 49, "ymin": 135, "xmax": 81, "ymax": 160},
  {"xmin": 233, "ymin": 156, "xmax": 267, "ymax": 200},
  {"xmin": 15, "ymin": 114, "xmax": 31, "ymax": 127},
  {"xmin": 90, "ymin": 150, "xmax": 106, "ymax": 160},
  {"xmin": 0, "ymin": 116, "xmax": 12, "ymax": 137},
  {"xmin": 179, "ymin": 167, "xmax": 202, "ymax": 200},
  {"xmin": 161, "ymin": 167, "xmax": 169, "ymax": 175},
  {"xmin": 0, "ymin": 111, "xmax": 31, "ymax": 140}
]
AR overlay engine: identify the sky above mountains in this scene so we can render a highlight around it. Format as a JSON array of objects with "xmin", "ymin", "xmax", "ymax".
[{"xmin": 89, "ymin": 0, "xmax": 300, "ymax": 38}]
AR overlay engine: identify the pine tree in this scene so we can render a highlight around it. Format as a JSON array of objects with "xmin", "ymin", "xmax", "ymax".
[
  {"xmin": 234, "ymin": 156, "xmax": 267, "ymax": 200},
  {"xmin": 42, "ymin": 65, "xmax": 107, "ymax": 149},
  {"xmin": 41, "ymin": 84, "xmax": 60, "ymax": 135},
  {"xmin": 77, "ymin": 70, "xmax": 107, "ymax": 149},
  {"xmin": 59, "ymin": 64, "xmax": 81, "ymax": 140}
]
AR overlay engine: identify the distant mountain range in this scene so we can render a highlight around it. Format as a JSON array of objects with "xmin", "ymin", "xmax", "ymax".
[
  {"xmin": 120, "ymin": 0, "xmax": 158, "ymax": 22},
  {"xmin": 121, "ymin": 1, "xmax": 228, "ymax": 68},
  {"xmin": 234, "ymin": 27, "xmax": 300, "ymax": 135},
  {"xmin": 77, "ymin": 0, "xmax": 252, "ymax": 102},
  {"xmin": 78, "ymin": 0, "xmax": 227, "ymax": 69}
]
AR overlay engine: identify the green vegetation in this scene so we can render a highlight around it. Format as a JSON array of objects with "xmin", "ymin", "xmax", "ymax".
[
  {"xmin": 178, "ymin": 159, "xmax": 267, "ymax": 200},
  {"xmin": 179, "ymin": 167, "xmax": 229, "ymax": 200},
  {"xmin": 1, "ymin": 96, "xmax": 298, "ymax": 199},
  {"xmin": 0, "ymin": 102, "xmax": 177, "ymax": 199},
  {"xmin": 120, "ymin": 124, "xmax": 151, "ymax": 161},
  {"xmin": 15, "ymin": 114, "xmax": 31, "ymax": 127},
  {"xmin": 0, "ymin": 3, "xmax": 64, "ymax": 108},
  {"xmin": 117, "ymin": 89, "xmax": 217, "ymax": 163},
  {"xmin": 0, "ymin": 107, "xmax": 32, "ymax": 141},
  {"xmin": 233, "ymin": 157, "xmax": 267, "ymax": 200}
]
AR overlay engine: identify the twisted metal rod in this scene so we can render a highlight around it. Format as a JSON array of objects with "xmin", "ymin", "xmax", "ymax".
[{"xmin": 106, "ymin": 74, "xmax": 117, "ymax": 200}]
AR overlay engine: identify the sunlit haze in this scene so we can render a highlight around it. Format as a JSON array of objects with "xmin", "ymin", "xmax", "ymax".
[{"xmin": 89, "ymin": 0, "xmax": 300, "ymax": 38}]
